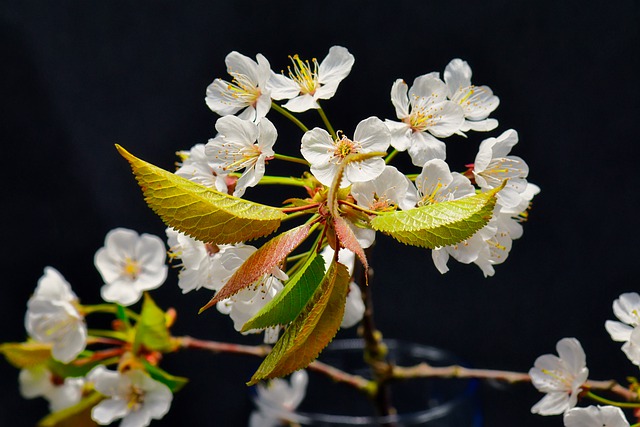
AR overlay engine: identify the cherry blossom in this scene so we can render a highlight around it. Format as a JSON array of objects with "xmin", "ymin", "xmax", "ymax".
[
  {"xmin": 563, "ymin": 405, "xmax": 630, "ymax": 427},
  {"xmin": 205, "ymin": 115, "xmax": 276, "ymax": 197},
  {"xmin": 205, "ymin": 51, "xmax": 272, "ymax": 122},
  {"xmin": 94, "ymin": 228, "xmax": 168, "ymax": 306},
  {"xmin": 25, "ymin": 267, "xmax": 87, "ymax": 363},
  {"xmin": 89, "ymin": 366, "xmax": 172, "ymax": 427},
  {"xmin": 301, "ymin": 116, "xmax": 390, "ymax": 188},
  {"xmin": 605, "ymin": 292, "xmax": 640, "ymax": 365},
  {"xmin": 385, "ymin": 74, "xmax": 464, "ymax": 166},
  {"xmin": 174, "ymin": 143, "xmax": 228, "ymax": 193},
  {"xmin": 268, "ymin": 46, "xmax": 354, "ymax": 112},
  {"xmin": 250, "ymin": 370, "xmax": 308, "ymax": 427},
  {"xmin": 444, "ymin": 58, "xmax": 500, "ymax": 132},
  {"xmin": 19, "ymin": 365, "xmax": 84, "ymax": 412},
  {"xmin": 529, "ymin": 338, "xmax": 589, "ymax": 415}
]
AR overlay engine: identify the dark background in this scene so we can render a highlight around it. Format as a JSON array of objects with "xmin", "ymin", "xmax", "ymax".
[{"xmin": 1, "ymin": 1, "xmax": 639, "ymax": 426}]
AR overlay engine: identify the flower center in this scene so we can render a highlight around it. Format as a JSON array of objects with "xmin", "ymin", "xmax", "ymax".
[
  {"xmin": 224, "ymin": 144, "xmax": 262, "ymax": 171},
  {"xmin": 225, "ymin": 72, "xmax": 261, "ymax": 107},
  {"xmin": 331, "ymin": 133, "xmax": 360, "ymax": 162},
  {"xmin": 127, "ymin": 385, "xmax": 145, "ymax": 411},
  {"xmin": 405, "ymin": 104, "xmax": 435, "ymax": 133},
  {"xmin": 287, "ymin": 54, "xmax": 319, "ymax": 95},
  {"xmin": 123, "ymin": 257, "xmax": 141, "ymax": 280}
]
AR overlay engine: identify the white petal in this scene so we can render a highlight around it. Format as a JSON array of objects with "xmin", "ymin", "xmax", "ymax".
[
  {"xmin": 300, "ymin": 128, "xmax": 334, "ymax": 166},
  {"xmin": 283, "ymin": 94, "xmax": 319, "ymax": 112},
  {"xmin": 444, "ymin": 59, "xmax": 472, "ymax": 96},
  {"xmin": 604, "ymin": 320, "xmax": 633, "ymax": 342},
  {"xmin": 226, "ymin": 51, "xmax": 260, "ymax": 83},
  {"xmin": 613, "ymin": 293, "xmax": 640, "ymax": 326},
  {"xmin": 410, "ymin": 74, "xmax": 448, "ymax": 102},
  {"xmin": 431, "ymin": 249, "xmax": 450, "ymax": 274},
  {"xmin": 100, "ymin": 281, "xmax": 142, "ymax": 306},
  {"xmin": 407, "ymin": 132, "xmax": 446, "ymax": 167},
  {"xmin": 318, "ymin": 46, "xmax": 354, "ymax": 86},
  {"xmin": 267, "ymin": 73, "xmax": 300, "ymax": 100},
  {"xmin": 92, "ymin": 399, "xmax": 129, "ymax": 425},
  {"xmin": 205, "ymin": 79, "xmax": 244, "ymax": 115},
  {"xmin": 353, "ymin": 117, "xmax": 391, "ymax": 153},
  {"xmin": 390, "ymin": 79, "xmax": 409, "ymax": 118},
  {"xmin": 426, "ymin": 101, "xmax": 465, "ymax": 138},
  {"xmin": 385, "ymin": 120, "xmax": 412, "ymax": 151},
  {"xmin": 341, "ymin": 283, "xmax": 365, "ymax": 328},
  {"xmin": 215, "ymin": 115, "xmax": 259, "ymax": 146},
  {"xmin": 530, "ymin": 392, "xmax": 571, "ymax": 415},
  {"xmin": 345, "ymin": 158, "xmax": 386, "ymax": 183},
  {"xmin": 564, "ymin": 405, "xmax": 630, "ymax": 427},
  {"xmin": 461, "ymin": 118, "xmax": 498, "ymax": 132}
]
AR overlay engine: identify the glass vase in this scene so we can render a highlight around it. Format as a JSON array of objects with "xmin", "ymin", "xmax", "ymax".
[{"xmin": 252, "ymin": 339, "xmax": 482, "ymax": 426}]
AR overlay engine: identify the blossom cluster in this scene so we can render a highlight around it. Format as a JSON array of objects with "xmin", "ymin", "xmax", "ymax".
[{"xmin": 528, "ymin": 292, "xmax": 640, "ymax": 426}]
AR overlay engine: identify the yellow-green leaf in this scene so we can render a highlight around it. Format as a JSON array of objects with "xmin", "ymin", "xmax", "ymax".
[
  {"xmin": 116, "ymin": 145, "xmax": 286, "ymax": 244},
  {"xmin": 370, "ymin": 185, "xmax": 503, "ymax": 249},
  {"xmin": 143, "ymin": 361, "xmax": 189, "ymax": 392},
  {"xmin": 0, "ymin": 342, "xmax": 51, "ymax": 368},
  {"xmin": 242, "ymin": 253, "xmax": 325, "ymax": 332},
  {"xmin": 248, "ymin": 260, "xmax": 350, "ymax": 385},
  {"xmin": 38, "ymin": 392, "xmax": 102, "ymax": 427},
  {"xmin": 133, "ymin": 293, "xmax": 174, "ymax": 353}
]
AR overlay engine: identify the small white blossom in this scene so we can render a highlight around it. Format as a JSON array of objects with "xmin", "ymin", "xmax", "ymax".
[
  {"xmin": 25, "ymin": 267, "xmax": 87, "ymax": 363},
  {"xmin": 443, "ymin": 59, "xmax": 500, "ymax": 133},
  {"xmin": 89, "ymin": 366, "xmax": 172, "ymax": 427},
  {"xmin": 268, "ymin": 46, "xmax": 355, "ymax": 112},
  {"xmin": 19, "ymin": 365, "xmax": 84, "ymax": 412},
  {"xmin": 529, "ymin": 338, "xmax": 589, "ymax": 416},
  {"xmin": 166, "ymin": 228, "xmax": 251, "ymax": 294},
  {"xmin": 385, "ymin": 73, "xmax": 464, "ymax": 166},
  {"xmin": 205, "ymin": 51, "xmax": 272, "ymax": 122},
  {"xmin": 175, "ymin": 144, "xmax": 228, "ymax": 193},
  {"xmin": 605, "ymin": 292, "xmax": 640, "ymax": 365},
  {"xmin": 301, "ymin": 117, "xmax": 390, "ymax": 188},
  {"xmin": 473, "ymin": 129, "xmax": 529, "ymax": 210},
  {"xmin": 205, "ymin": 115, "xmax": 277, "ymax": 197},
  {"xmin": 250, "ymin": 370, "xmax": 308, "ymax": 427},
  {"xmin": 217, "ymin": 276, "xmax": 284, "ymax": 344},
  {"xmin": 94, "ymin": 228, "xmax": 168, "ymax": 306},
  {"xmin": 563, "ymin": 405, "xmax": 630, "ymax": 427},
  {"xmin": 319, "ymin": 247, "xmax": 364, "ymax": 328}
]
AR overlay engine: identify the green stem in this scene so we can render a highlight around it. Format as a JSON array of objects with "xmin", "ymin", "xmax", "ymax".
[
  {"xmin": 273, "ymin": 153, "xmax": 310, "ymax": 167},
  {"xmin": 82, "ymin": 304, "xmax": 139, "ymax": 321},
  {"xmin": 384, "ymin": 149, "xmax": 399, "ymax": 164},
  {"xmin": 87, "ymin": 329, "xmax": 129, "ymax": 341},
  {"xmin": 317, "ymin": 106, "xmax": 337, "ymax": 139},
  {"xmin": 586, "ymin": 391, "xmax": 640, "ymax": 408},
  {"xmin": 258, "ymin": 175, "xmax": 308, "ymax": 187},
  {"xmin": 338, "ymin": 199, "xmax": 380, "ymax": 216},
  {"xmin": 271, "ymin": 102, "xmax": 309, "ymax": 132}
]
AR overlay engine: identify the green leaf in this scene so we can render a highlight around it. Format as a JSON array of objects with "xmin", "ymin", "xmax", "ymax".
[
  {"xmin": 200, "ymin": 224, "xmax": 311, "ymax": 313},
  {"xmin": 133, "ymin": 293, "xmax": 174, "ymax": 353},
  {"xmin": 370, "ymin": 185, "xmax": 503, "ymax": 249},
  {"xmin": 0, "ymin": 342, "xmax": 51, "ymax": 368},
  {"xmin": 142, "ymin": 361, "xmax": 189, "ymax": 392},
  {"xmin": 38, "ymin": 392, "xmax": 102, "ymax": 427},
  {"xmin": 242, "ymin": 253, "xmax": 325, "ymax": 332},
  {"xmin": 116, "ymin": 145, "xmax": 286, "ymax": 244},
  {"xmin": 248, "ymin": 260, "xmax": 350, "ymax": 385}
]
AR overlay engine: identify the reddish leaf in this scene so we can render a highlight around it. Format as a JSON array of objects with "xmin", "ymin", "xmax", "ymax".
[
  {"xmin": 199, "ymin": 224, "xmax": 310, "ymax": 313},
  {"xmin": 333, "ymin": 215, "xmax": 368, "ymax": 282}
]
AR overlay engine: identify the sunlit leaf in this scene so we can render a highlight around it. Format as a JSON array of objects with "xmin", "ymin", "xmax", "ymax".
[
  {"xmin": 133, "ymin": 293, "xmax": 175, "ymax": 353},
  {"xmin": 242, "ymin": 253, "xmax": 325, "ymax": 332},
  {"xmin": 0, "ymin": 342, "xmax": 51, "ymax": 368},
  {"xmin": 370, "ymin": 185, "xmax": 504, "ymax": 248},
  {"xmin": 200, "ymin": 224, "xmax": 311, "ymax": 313},
  {"xmin": 248, "ymin": 260, "xmax": 350, "ymax": 384},
  {"xmin": 117, "ymin": 145, "xmax": 286, "ymax": 244}
]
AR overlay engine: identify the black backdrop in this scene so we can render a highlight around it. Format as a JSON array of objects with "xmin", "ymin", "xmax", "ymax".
[{"xmin": 1, "ymin": 1, "xmax": 639, "ymax": 426}]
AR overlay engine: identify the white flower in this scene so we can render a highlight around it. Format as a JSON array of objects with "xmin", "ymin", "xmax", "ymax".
[
  {"xmin": 175, "ymin": 144, "xmax": 228, "ymax": 193},
  {"xmin": 385, "ymin": 74, "xmax": 464, "ymax": 166},
  {"xmin": 352, "ymin": 165, "xmax": 418, "ymax": 212},
  {"xmin": 268, "ymin": 46, "xmax": 354, "ymax": 112},
  {"xmin": 94, "ymin": 228, "xmax": 168, "ymax": 306},
  {"xmin": 166, "ymin": 228, "xmax": 250, "ymax": 294},
  {"xmin": 341, "ymin": 283, "xmax": 365, "ymax": 328},
  {"xmin": 473, "ymin": 129, "xmax": 529, "ymax": 210},
  {"xmin": 605, "ymin": 292, "xmax": 640, "ymax": 365},
  {"xmin": 89, "ymin": 366, "xmax": 172, "ymax": 427},
  {"xmin": 19, "ymin": 365, "xmax": 84, "ymax": 412},
  {"xmin": 205, "ymin": 116, "xmax": 277, "ymax": 197},
  {"xmin": 564, "ymin": 406, "xmax": 630, "ymax": 427},
  {"xmin": 301, "ymin": 117, "xmax": 390, "ymax": 188},
  {"xmin": 250, "ymin": 370, "xmax": 308, "ymax": 427},
  {"xmin": 529, "ymin": 338, "xmax": 589, "ymax": 415},
  {"xmin": 217, "ymin": 276, "xmax": 284, "ymax": 344},
  {"xmin": 25, "ymin": 267, "xmax": 87, "ymax": 363},
  {"xmin": 205, "ymin": 51, "xmax": 272, "ymax": 122},
  {"xmin": 443, "ymin": 59, "xmax": 500, "ymax": 132}
]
